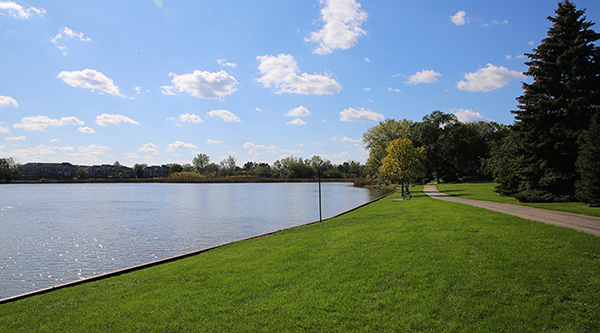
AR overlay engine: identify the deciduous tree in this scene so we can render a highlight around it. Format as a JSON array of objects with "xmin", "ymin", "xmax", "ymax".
[{"xmin": 378, "ymin": 138, "xmax": 425, "ymax": 193}]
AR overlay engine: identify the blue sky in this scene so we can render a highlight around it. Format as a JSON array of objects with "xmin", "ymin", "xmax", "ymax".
[{"xmin": 1, "ymin": 0, "xmax": 599, "ymax": 167}]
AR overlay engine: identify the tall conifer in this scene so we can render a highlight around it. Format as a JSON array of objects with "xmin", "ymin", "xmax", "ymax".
[{"xmin": 511, "ymin": 0, "xmax": 600, "ymax": 202}]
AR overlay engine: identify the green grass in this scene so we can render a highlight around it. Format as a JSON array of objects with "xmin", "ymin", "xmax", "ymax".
[
  {"xmin": 1, "ymin": 187, "xmax": 599, "ymax": 331},
  {"xmin": 437, "ymin": 181, "xmax": 600, "ymax": 218}
]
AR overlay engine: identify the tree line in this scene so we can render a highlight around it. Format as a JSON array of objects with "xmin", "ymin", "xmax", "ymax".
[{"xmin": 366, "ymin": 1, "xmax": 600, "ymax": 206}]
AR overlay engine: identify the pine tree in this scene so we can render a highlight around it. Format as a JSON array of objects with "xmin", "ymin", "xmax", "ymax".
[
  {"xmin": 576, "ymin": 113, "xmax": 600, "ymax": 206},
  {"xmin": 511, "ymin": 0, "xmax": 600, "ymax": 202}
]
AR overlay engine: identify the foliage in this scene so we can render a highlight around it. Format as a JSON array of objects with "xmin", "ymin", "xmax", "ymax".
[
  {"xmin": 167, "ymin": 164, "xmax": 183, "ymax": 175},
  {"xmin": 510, "ymin": 0, "xmax": 600, "ymax": 202},
  {"xmin": 0, "ymin": 157, "xmax": 17, "ymax": 181},
  {"xmin": 363, "ymin": 119, "xmax": 414, "ymax": 180},
  {"xmin": 192, "ymin": 153, "xmax": 210, "ymax": 174},
  {"xmin": 2, "ymin": 188, "xmax": 599, "ymax": 331},
  {"xmin": 133, "ymin": 164, "xmax": 146, "ymax": 179},
  {"xmin": 218, "ymin": 156, "xmax": 237, "ymax": 177},
  {"xmin": 576, "ymin": 114, "xmax": 600, "ymax": 206},
  {"xmin": 378, "ymin": 138, "xmax": 425, "ymax": 189},
  {"xmin": 75, "ymin": 167, "xmax": 89, "ymax": 180},
  {"xmin": 168, "ymin": 171, "xmax": 208, "ymax": 180}
]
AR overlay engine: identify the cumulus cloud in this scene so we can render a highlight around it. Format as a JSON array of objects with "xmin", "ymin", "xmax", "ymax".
[
  {"xmin": 457, "ymin": 63, "xmax": 523, "ymax": 92},
  {"xmin": 405, "ymin": 69, "xmax": 442, "ymax": 84},
  {"xmin": 205, "ymin": 139, "xmax": 221, "ymax": 144},
  {"xmin": 95, "ymin": 113, "xmax": 139, "ymax": 126},
  {"xmin": 51, "ymin": 27, "xmax": 92, "ymax": 56},
  {"xmin": 451, "ymin": 10, "xmax": 467, "ymax": 26},
  {"xmin": 454, "ymin": 109, "xmax": 490, "ymax": 123},
  {"xmin": 14, "ymin": 115, "xmax": 84, "ymax": 131},
  {"xmin": 57, "ymin": 69, "xmax": 124, "ymax": 97},
  {"xmin": 161, "ymin": 70, "xmax": 238, "ymax": 99},
  {"xmin": 139, "ymin": 143, "xmax": 159, "ymax": 155},
  {"xmin": 256, "ymin": 54, "xmax": 342, "ymax": 95},
  {"xmin": 285, "ymin": 105, "xmax": 311, "ymax": 117},
  {"xmin": 78, "ymin": 126, "xmax": 95, "ymax": 133},
  {"xmin": 207, "ymin": 109, "xmax": 240, "ymax": 123},
  {"xmin": 168, "ymin": 113, "xmax": 203, "ymax": 124},
  {"xmin": 306, "ymin": 0, "xmax": 368, "ymax": 55},
  {"xmin": 387, "ymin": 87, "xmax": 402, "ymax": 93},
  {"xmin": 0, "ymin": 95, "xmax": 18, "ymax": 107},
  {"xmin": 0, "ymin": 1, "xmax": 45, "ymax": 19},
  {"xmin": 243, "ymin": 142, "xmax": 278, "ymax": 156},
  {"xmin": 286, "ymin": 118, "xmax": 307, "ymax": 125},
  {"xmin": 10, "ymin": 144, "xmax": 74, "ymax": 162},
  {"xmin": 167, "ymin": 141, "xmax": 197, "ymax": 152},
  {"xmin": 6, "ymin": 135, "xmax": 26, "ymax": 141},
  {"xmin": 0, "ymin": 125, "xmax": 9, "ymax": 133},
  {"xmin": 339, "ymin": 107, "xmax": 384, "ymax": 122}
]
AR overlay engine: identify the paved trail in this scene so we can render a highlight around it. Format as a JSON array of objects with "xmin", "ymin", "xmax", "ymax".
[{"xmin": 423, "ymin": 185, "xmax": 600, "ymax": 237}]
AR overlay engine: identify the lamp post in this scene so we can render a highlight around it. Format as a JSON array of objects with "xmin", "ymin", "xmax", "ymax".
[{"xmin": 318, "ymin": 166, "xmax": 322, "ymax": 223}]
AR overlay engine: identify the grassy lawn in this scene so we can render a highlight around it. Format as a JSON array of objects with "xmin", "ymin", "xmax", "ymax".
[
  {"xmin": 437, "ymin": 182, "xmax": 600, "ymax": 218},
  {"xmin": 1, "ymin": 187, "xmax": 599, "ymax": 331}
]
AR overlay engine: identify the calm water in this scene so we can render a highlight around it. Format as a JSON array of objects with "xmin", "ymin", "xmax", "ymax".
[{"xmin": 0, "ymin": 182, "xmax": 388, "ymax": 299}]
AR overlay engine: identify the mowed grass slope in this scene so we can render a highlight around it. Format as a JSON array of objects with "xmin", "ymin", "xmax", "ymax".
[
  {"xmin": 437, "ymin": 182, "xmax": 600, "ymax": 218},
  {"xmin": 1, "ymin": 188, "xmax": 599, "ymax": 331}
]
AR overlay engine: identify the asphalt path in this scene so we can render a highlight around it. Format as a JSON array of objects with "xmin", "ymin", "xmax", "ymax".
[{"xmin": 423, "ymin": 185, "xmax": 600, "ymax": 237}]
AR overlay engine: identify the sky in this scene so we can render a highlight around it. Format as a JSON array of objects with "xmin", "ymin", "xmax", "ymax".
[{"xmin": 1, "ymin": 0, "xmax": 599, "ymax": 167}]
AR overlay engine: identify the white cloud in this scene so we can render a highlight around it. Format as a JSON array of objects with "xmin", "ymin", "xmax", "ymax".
[
  {"xmin": 6, "ymin": 135, "xmax": 26, "ymax": 141},
  {"xmin": 207, "ymin": 109, "xmax": 240, "ymax": 123},
  {"xmin": 95, "ymin": 113, "xmax": 139, "ymax": 126},
  {"xmin": 0, "ymin": 1, "xmax": 45, "ymax": 19},
  {"xmin": 256, "ymin": 54, "xmax": 342, "ymax": 95},
  {"xmin": 285, "ymin": 105, "xmax": 311, "ymax": 117},
  {"xmin": 78, "ymin": 126, "xmax": 95, "ymax": 133},
  {"xmin": 217, "ymin": 58, "xmax": 238, "ymax": 69},
  {"xmin": 286, "ymin": 118, "xmax": 307, "ymax": 125},
  {"xmin": 51, "ymin": 27, "xmax": 92, "ymax": 56},
  {"xmin": 65, "ymin": 144, "xmax": 110, "ymax": 163},
  {"xmin": 387, "ymin": 87, "xmax": 402, "ymax": 93},
  {"xmin": 339, "ymin": 107, "xmax": 384, "ymax": 122},
  {"xmin": 505, "ymin": 55, "xmax": 512, "ymax": 60},
  {"xmin": 168, "ymin": 113, "xmax": 203, "ymax": 124},
  {"xmin": 255, "ymin": 107, "xmax": 265, "ymax": 112},
  {"xmin": 483, "ymin": 19, "xmax": 509, "ymax": 27},
  {"xmin": 0, "ymin": 95, "xmax": 18, "ymax": 107},
  {"xmin": 363, "ymin": 87, "xmax": 372, "ymax": 91},
  {"xmin": 243, "ymin": 142, "xmax": 278, "ymax": 156},
  {"xmin": 167, "ymin": 141, "xmax": 197, "ymax": 153},
  {"xmin": 57, "ymin": 69, "xmax": 124, "ymax": 97},
  {"xmin": 451, "ymin": 10, "xmax": 467, "ymax": 26},
  {"xmin": 306, "ymin": 0, "xmax": 368, "ymax": 55},
  {"xmin": 405, "ymin": 69, "xmax": 442, "ymax": 84},
  {"xmin": 139, "ymin": 143, "xmax": 158, "ymax": 155},
  {"xmin": 161, "ymin": 70, "xmax": 238, "ymax": 99},
  {"xmin": 205, "ymin": 139, "xmax": 221, "ymax": 144},
  {"xmin": 453, "ymin": 109, "xmax": 490, "ymax": 123},
  {"xmin": 14, "ymin": 115, "xmax": 84, "ymax": 131},
  {"xmin": 331, "ymin": 136, "xmax": 362, "ymax": 143},
  {"xmin": 364, "ymin": 57, "xmax": 371, "ymax": 63},
  {"xmin": 457, "ymin": 63, "xmax": 524, "ymax": 92},
  {"xmin": 11, "ymin": 144, "xmax": 74, "ymax": 162},
  {"xmin": 0, "ymin": 125, "xmax": 9, "ymax": 133}
]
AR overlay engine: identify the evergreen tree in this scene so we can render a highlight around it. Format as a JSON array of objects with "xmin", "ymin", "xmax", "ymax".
[
  {"xmin": 576, "ymin": 114, "xmax": 600, "ymax": 206},
  {"xmin": 511, "ymin": 0, "xmax": 600, "ymax": 202}
]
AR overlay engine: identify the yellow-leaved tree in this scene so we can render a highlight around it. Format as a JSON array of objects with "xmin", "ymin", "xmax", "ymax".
[{"xmin": 379, "ymin": 138, "xmax": 426, "ymax": 193}]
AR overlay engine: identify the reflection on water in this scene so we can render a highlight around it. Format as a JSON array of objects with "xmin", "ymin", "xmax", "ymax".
[{"xmin": 0, "ymin": 182, "xmax": 388, "ymax": 298}]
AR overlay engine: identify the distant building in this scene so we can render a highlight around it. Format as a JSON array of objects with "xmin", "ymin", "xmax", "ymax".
[{"xmin": 142, "ymin": 165, "xmax": 169, "ymax": 178}]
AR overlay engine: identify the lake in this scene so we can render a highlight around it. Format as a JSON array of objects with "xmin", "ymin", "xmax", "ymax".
[{"xmin": 0, "ymin": 182, "xmax": 389, "ymax": 299}]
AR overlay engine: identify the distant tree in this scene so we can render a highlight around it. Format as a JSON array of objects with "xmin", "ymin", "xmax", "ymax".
[
  {"xmin": 363, "ymin": 119, "xmax": 414, "ymax": 180},
  {"xmin": 243, "ymin": 161, "xmax": 258, "ymax": 171},
  {"xmin": 182, "ymin": 164, "xmax": 194, "ymax": 172},
  {"xmin": 412, "ymin": 111, "xmax": 458, "ymax": 183},
  {"xmin": 486, "ymin": 133, "xmax": 523, "ymax": 196},
  {"xmin": 576, "ymin": 114, "xmax": 600, "ymax": 206},
  {"xmin": 193, "ymin": 153, "xmax": 210, "ymax": 173},
  {"xmin": 273, "ymin": 156, "xmax": 314, "ymax": 178},
  {"xmin": 133, "ymin": 164, "xmax": 147, "ymax": 178},
  {"xmin": 168, "ymin": 163, "xmax": 183, "ymax": 175},
  {"xmin": 0, "ymin": 157, "xmax": 17, "ymax": 181},
  {"xmin": 219, "ymin": 156, "xmax": 237, "ymax": 176},
  {"xmin": 113, "ymin": 161, "xmax": 121, "ymax": 166},
  {"xmin": 511, "ymin": 0, "xmax": 600, "ymax": 202},
  {"xmin": 378, "ymin": 138, "xmax": 426, "ymax": 193},
  {"xmin": 75, "ymin": 167, "xmax": 89, "ymax": 180},
  {"xmin": 253, "ymin": 163, "xmax": 272, "ymax": 178}
]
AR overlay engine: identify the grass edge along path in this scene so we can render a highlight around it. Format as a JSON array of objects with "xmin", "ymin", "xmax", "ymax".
[
  {"xmin": 1, "ymin": 187, "xmax": 599, "ymax": 331},
  {"xmin": 436, "ymin": 182, "xmax": 600, "ymax": 218}
]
